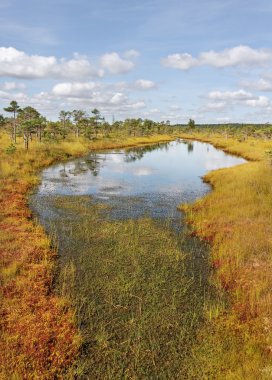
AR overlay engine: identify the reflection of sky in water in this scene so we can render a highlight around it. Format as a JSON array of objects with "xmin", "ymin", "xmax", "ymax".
[
  {"xmin": 39, "ymin": 140, "xmax": 245, "ymax": 200},
  {"xmin": 32, "ymin": 140, "xmax": 246, "ymax": 223}
]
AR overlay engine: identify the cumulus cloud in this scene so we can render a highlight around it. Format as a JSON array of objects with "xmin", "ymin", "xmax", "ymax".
[
  {"xmin": 161, "ymin": 53, "xmax": 198, "ymax": 70},
  {"xmin": 204, "ymin": 89, "xmax": 272, "ymax": 110},
  {"xmin": 0, "ymin": 47, "xmax": 103, "ymax": 80},
  {"xmin": 52, "ymin": 82, "xmax": 100, "ymax": 97},
  {"xmin": 245, "ymin": 96, "xmax": 270, "ymax": 107},
  {"xmin": 162, "ymin": 45, "xmax": 272, "ymax": 70},
  {"xmin": 241, "ymin": 78, "xmax": 272, "ymax": 92},
  {"xmin": 208, "ymin": 89, "xmax": 254, "ymax": 100},
  {"xmin": 0, "ymin": 81, "xmax": 26, "ymax": 90},
  {"xmin": 109, "ymin": 92, "xmax": 127, "ymax": 105},
  {"xmin": 0, "ymin": 47, "xmax": 141, "ymax": 80},
  {"xmin": 58, "ymin": 79, "xmax": 158, "ymax": 97},
  {"xmin": 200, "ymin": 46, "xmax": 272, "ymax": 68},
  {"xmin": 100, "ymin": 52, "xmax": 135, "ymax": 74},
  {"xmin": 0, "ymin": 89, "xmax": 29, "ymax": 100},
  {"xmin": 52, "ymin": 79, "xmax": 155, "ymax": 100},
  {"xmin": 135, "ymin": 79, "xmax": 156, "ymax": 89},
  {"xmin": 49, "ymin": 80, "xmax": 147, "ymax": 114},
  {"xmin": 112, "ymin": 79, "xmax": 157, "ymax": 91}
]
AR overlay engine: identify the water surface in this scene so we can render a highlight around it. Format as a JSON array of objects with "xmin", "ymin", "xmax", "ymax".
[{"xmin": 32, "ymin": 140, "xmax": 245, "ymax": 222}]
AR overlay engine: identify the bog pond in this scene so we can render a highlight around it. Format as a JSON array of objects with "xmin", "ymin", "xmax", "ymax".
[{"xmin": 30, "ymin": 139, "xmax": 245, "ymax": 378}]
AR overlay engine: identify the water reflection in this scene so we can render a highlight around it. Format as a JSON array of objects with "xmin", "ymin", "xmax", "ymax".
[
  {"xmin": 124, "ymin": 142, "xmax": 170, "ymax": 163},
  {"xmin": 187, "ymin": 142, "xmax": 194, "ymax": 153},
  {"xmin": 35, "ymin": 140, "xmax": 245, "ymax": 221}
]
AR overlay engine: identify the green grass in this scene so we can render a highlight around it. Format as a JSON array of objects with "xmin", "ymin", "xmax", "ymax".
[{"xmin": 42, "ymin": 195, "xmax": 213, "ymax": 379}]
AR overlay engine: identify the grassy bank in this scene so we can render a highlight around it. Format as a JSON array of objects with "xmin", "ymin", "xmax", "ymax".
[
  {"xmin": 178, "ymin": 131, "xmax": 272, "ymax": 378},
  {"xmin": 0, "ymin": 132, "xmax": 173, "ymax": 379}
]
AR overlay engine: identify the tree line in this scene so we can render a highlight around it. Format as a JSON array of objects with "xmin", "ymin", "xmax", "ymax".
[{"xmin": 0, "ymin": 100, "xmax": 176, "ymax": 150}]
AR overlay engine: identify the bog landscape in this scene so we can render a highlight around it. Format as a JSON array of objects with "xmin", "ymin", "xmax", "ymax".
[{"xmin": 1, "ymin": 1, "xmax": 272, "ymax": 379}]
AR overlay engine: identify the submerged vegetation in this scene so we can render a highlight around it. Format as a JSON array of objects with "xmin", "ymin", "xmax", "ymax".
[
  {"xmin": 1, "ymin": 99, "xmax": 272, "ymax": 379},
  {"xmin": 43, "ymin": 196, "xmax": 211, "ymax": 379}
]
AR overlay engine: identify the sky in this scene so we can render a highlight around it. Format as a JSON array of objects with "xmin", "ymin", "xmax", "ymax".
[{"xmin": 1, "ymin": 0, "xmax": 272, "ymax": 123}]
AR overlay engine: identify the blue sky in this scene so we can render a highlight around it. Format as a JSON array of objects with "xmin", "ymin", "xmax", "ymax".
[{"xmin": 1, "ymin": 0, "xmax": 272, "ymax": 123}]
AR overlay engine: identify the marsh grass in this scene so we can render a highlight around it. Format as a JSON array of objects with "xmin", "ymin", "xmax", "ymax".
[
  {"xmin": 178, "ymin": 131, "xmax": 272, "ymax": 379},
  {"xmin": 44, "ymin": 196, "xmax": 213, "ymax": 379},
  {"xmin": 2, "ymin": 126, "xmax": 272, "ymax": 378}
]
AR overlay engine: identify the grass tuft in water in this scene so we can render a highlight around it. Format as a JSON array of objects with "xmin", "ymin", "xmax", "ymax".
[{"xmin": 48, "ymin": 196, "xmax": 211, "ymax": 379}]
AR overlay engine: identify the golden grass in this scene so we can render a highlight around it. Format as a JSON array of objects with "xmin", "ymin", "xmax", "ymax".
[
  {"xmin": 178, "ymin": 130, "xmax": 272, "ymax": 378},
  {"xmin": 2, "ymin": 127, "xmax": 271, "ymax": 378},
  {"xmin": 0, "ymin": 131, "xmax": 174, "ymax": 379}
]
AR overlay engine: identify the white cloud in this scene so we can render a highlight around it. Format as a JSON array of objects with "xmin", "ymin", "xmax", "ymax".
[
  {"xmin": 52, "ymin": 82, "xmax": 100, "ymax": 97},
  {"xmin": 43, "ymin": 79, "xmax": 147, "ymax": 117},
  {"xmin": 0, "ymin": 89, "xmax": 29, "ymax": 102},
  {"xmin": 112, "ymin": 79, "xmax": 157, "ymax": 91},
  {"xmin": 109, "ymin": 92, "xmax": 127, "ymax": 105},
  {"xmin": 123, "ymin": 49, "xmax": 140, "ymax": 59},
  {"xmin": 135, "ymin": 79, "xmax": 156, "ymax": 89},
  {"xmin": 162, "ymin": 45, "xmax": 272, "ymax": 70},
  {"xmin": 0, "ymin": 81, "xmax": 26, "ymax": 90},
  {"xmin": 241, "ymin": 78, "xmax": 272, "ymax": 92},
  {"xmin": 161, "ymin": 53, "xmax": 198, "ymax": 70},
  {"xmin": 208, "ymin": 89, "xmax": 254, "ymax": 100},
  {"xmin": 0, "ymin": 47, "xmax": 103, "ymax": 80},
  {"xmin": 200, "ymin": 46, "xmax": 272, "ymax": 68},
  {"xmin": 205, "ymin": 89, "xmax": 272, "ymax": 110},
  {"xmin": 245, "ymin": 96, "xmax": 270, "ymax": 107},
  {"xmin": 100, "ymin": 52, "xmax": 135, "ymax": 74},
  {"xmin": 125, "ymin": 101, "xmax": 146, "ymax": 109}
]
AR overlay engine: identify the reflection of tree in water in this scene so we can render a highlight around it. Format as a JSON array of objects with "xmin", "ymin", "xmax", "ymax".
[
  {"xmin": 66, "ymin": 153, "xmax": 105, "ymax": 177},
  {"xmin": 85, "ymin": 154, "xmax": 106, "ymax": 176},
  {"xmin": 124, "ymin": 142, "xmax": 170, "ymax": 163},
  {"xmin": 59, "ymin": 164, "xmax": 68, "ymax": 177},
  {"xmin": 187, "ymin": 142, "xmax": 194, "ymax": 153},
  {"xmin": 181, "ymin": 140, "xmax": 194, "ymax": 154},
  {"xmin": 60, "ymin": 142, "xmax": 172, "ymax": 177}
]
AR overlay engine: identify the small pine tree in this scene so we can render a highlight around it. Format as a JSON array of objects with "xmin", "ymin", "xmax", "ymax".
[{"xmin": 188, "ymin": 118, "xmax": 195, "ymax": 129}]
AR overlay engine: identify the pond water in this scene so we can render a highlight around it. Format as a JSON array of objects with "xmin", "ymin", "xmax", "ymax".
[{"xmin": 32, "ymin": 139, "xmax": 245, "ymax": 223}]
